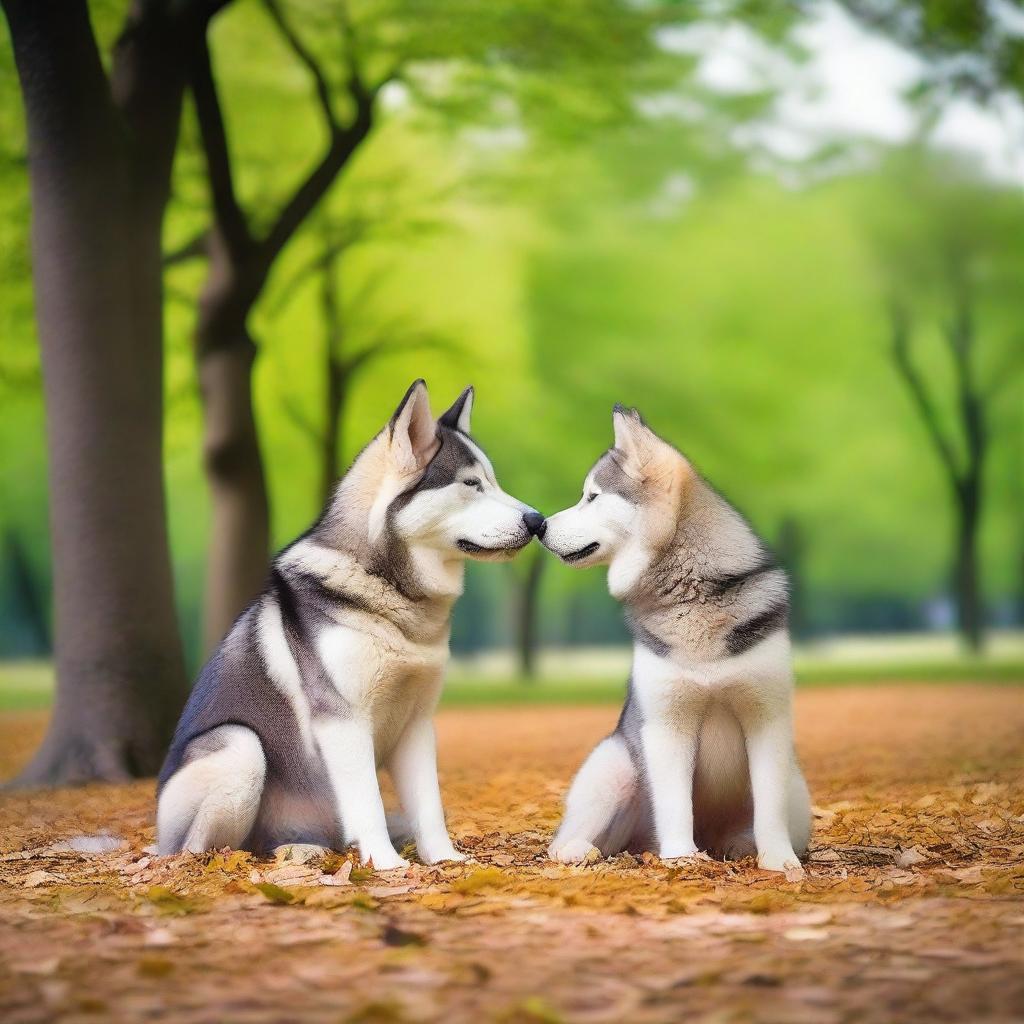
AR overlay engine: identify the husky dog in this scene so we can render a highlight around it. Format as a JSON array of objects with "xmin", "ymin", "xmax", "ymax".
[
  {"xmin": 157, "ymin": 380, "xmax": 544, "ymax": 867},
  {"xmin": 541, "ymin": 406, "xmax": 811, "ymax": 874}
]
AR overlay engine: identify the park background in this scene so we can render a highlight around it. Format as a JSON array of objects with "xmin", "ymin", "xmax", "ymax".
[
  {"xmin": 2, "ymin": 4, "xmax": 1024, "ymax": 1023},
  {"xmin": 1, "ymin": 0, "xmax": 1023, "ymax": 720}
]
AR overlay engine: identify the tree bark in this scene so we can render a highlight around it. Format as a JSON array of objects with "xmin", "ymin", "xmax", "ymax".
[
  {"xmin": 954, "ymin": 479, "xmax": 983, "ymax": 651},
  {"xmin": 195, "ymin": 235, "xmax": 270, "ymax": 650},
  {"xmin": 515, "ymin": 549, "xmax": 547, "ymax": 680},
  {"xmin": 2, "ymin": 0, "xmax": 203, "ymax": 784}
]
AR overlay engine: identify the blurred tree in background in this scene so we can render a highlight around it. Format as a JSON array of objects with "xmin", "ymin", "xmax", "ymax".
[
  {"xmin": 871, "ymin": 154, "xmax": 1024, "ymax": 649},
  {"xmin": 167, "ymin": 0, "xmax": 692, "ymax": 650}
]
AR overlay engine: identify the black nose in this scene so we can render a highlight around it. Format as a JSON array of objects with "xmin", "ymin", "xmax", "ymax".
[{"xmin": 523, "ymin": 511, "xmax": 546, "ymax": 537}]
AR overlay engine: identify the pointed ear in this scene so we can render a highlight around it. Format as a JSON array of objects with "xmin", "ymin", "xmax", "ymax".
[
  {"xmin": 389, "ymin": 379, "xmax": 438, "ymax": 473},
  {"xmin": 612, "ymin": 403, "xmax": 647, "ymax": 463},
  {"xmin": 438, "ymin": 385, "xmax": 474, "ymax": 434},
  {"xmin": 612, "ymin": 403, "xmax": 685, "ymax": 491}
]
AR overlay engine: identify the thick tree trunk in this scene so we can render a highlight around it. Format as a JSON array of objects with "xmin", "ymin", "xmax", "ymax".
[
  {"xmin": 954, "ymin": 480, "xmax": 983, "ymax": 651},
  {"xmin": 3, "ymin": 0, "xmax": 193, "ymax": 784},
  {"xmin": 515, "ymin": 549, "xmax": 546, "ymax": 680}
]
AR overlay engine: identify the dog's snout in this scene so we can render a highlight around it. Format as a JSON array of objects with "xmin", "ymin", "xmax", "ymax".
[{"xmin": 523, "ymin": 511, "xmax": 546, "ymax": 538}]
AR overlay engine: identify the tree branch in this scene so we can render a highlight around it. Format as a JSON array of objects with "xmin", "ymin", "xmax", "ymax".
[
  {"xmin": 943, "ymin": 251, "xmax": 985, "ymax": 482},
  {"xmin": 888, "ymin": 299, "xmax": 962, "ymax": 484},
  {"xmin": 262, "ymin": 0, "xmax": 337, "ymax": 133},
  {"xmin": 257, "ymin": 0, "xmax": 378, "ymax": 263},
  {"xmin": 342, "ymin": 324, "xmax": 465, "ymax": 378},
  {"xmin": 2, "ymin": 0, "xmax": 121, "ymax": 162},
  {"xmin": 189, "ymin": 35, "xmax": 252, "ymax": 258},
  {"xmin": 163, "ymin": 228, "xmax": 209, "ymax": 267}
]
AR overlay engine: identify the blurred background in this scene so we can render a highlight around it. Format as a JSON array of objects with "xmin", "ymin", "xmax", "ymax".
[{"xmin": 1, "ymin": 0, "xmax": 1023, "ymax": 722}]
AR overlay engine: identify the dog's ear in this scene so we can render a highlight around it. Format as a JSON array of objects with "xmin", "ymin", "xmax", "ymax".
[
  {"xmin": 389, "ymin": 379, "xmax": 439, "ymax": 473},
  {"xmin": 438, "ymin": 385, "xmax": 474, "ymax": 434},
  {"xmin": 612, "ymin": 404, "xmax": 648, "ymax": 466},
  {"xmin": 612, "ymin": 403, "xmax": 686, "ymax": 492}
]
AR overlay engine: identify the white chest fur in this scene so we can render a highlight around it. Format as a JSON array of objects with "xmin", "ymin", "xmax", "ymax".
[
  {"xmin": 630, "ymin": 631, "xmax": 794, "ymax": 724},
  {"xmin": 316, "ymin": 623, "xmax": 448, "ymax": 761}
]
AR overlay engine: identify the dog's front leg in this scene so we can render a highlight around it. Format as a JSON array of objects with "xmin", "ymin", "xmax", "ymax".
[
  {"xmin": 389, "ymin": 715, "xmax": 466, "ymax": 864},
  {"xmin": 315, "ymin": 719, "xmax": 409, "ymax": 870},
  {"xmin": 738, "ymin": 708, "xmax": 802, "ymax": 874},
  {"xmin": 641, "ymin": 718, "xmax": 701, "ymax": 860}
]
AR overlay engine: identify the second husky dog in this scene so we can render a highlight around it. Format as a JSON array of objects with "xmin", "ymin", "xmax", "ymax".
[
  {"xmin": 541, "ymin": 406, "xmax": 810, "ymax": 874},
  {"xmin": 157, "ymin": 380, "xmax": 544, "ymax": 867}
]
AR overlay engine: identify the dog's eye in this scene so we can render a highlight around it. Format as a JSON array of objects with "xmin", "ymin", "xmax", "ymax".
[
  {"xmin": 586, "ymin": 492, "xmax": 599, "ymax": 503},
  {"xmin": 463, "ymin": 477, "xmax": 482, "ymax": 491}
]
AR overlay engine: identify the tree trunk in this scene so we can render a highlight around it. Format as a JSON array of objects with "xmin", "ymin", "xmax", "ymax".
[
  {"xmin": 954, "ymin": 479, "xmax": 983, "ymax": 651},
  {"xmin": 196, "ymin": 267, "xmax": 270, "ymax": 651},
  {"xmin": 515, "ymin": 549, "xmax": 546, "ymax": 680},
  {"xmin": 3, "ymin": 0, "xmax": 193, "ymax": 784},
  {"xmin": 317, "ymin": 245, "xmax": 346, "ymax": 509},
  {"xmin": 321, "ymin": 360, "xmax": 347, "ymax": 509}
]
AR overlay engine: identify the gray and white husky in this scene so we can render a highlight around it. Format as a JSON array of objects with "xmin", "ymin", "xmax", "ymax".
[
  {"xmin": 541, "ymin": 406, "xmax": 811, "ymax": 874},
  {"xmin": 157, "ymin": 380, "xmax": 544, "ymax": 867}
]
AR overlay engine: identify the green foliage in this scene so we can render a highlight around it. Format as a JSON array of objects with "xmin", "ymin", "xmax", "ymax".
[
  {"xmin": 838, "ymin": 0, "xmax": 1024, "ymax": 98},
  {"xmin": 1, "ymin": 1, "xmax": 1021, "ymax": 659}
]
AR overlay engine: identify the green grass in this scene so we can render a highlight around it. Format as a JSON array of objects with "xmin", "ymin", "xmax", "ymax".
[
  {"xmin": 1, "ymin": 657, "xmax": 1021, "ymax": 714},
  {"xmin": 444, "ymin": 658, "xmax": 1024, "ymax": 706},
  {"xmin": 794, "ymin": 657, "xmax": 1024, "ymax": 685},
  {"xmin": 442, "ymin": 677, "xmax": 628, "ymax": 706},
  {"xmin": 0, "ymin": 661, "xmax": 55, "ymax": 711}
]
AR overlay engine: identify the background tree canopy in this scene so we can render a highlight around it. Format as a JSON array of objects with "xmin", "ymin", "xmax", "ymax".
[{"xmin": 1, "ymin": 0, "xmax": 1021, "ymax": 683}]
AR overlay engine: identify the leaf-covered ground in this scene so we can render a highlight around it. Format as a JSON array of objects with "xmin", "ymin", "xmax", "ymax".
[{"xmin": 1, "ymin": 684, "xmax": 1022, "ymax": 1023}]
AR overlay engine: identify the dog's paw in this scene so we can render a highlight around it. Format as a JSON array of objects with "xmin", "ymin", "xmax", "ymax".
[
  {"xmin": 658, "ymin": 842, "xmax": 703, "ymax": 862},
  {"xmin": 418, "ymin": 842, "xmax": 468, "ymax": 865},
  {"xmin": 757, "ymin": 846, "xmax": 803, "ymax": 877},
  {"xmin": 548, "ymin": 838, "xmax": 601, "ymax": 864},
  {"xmin": 365, "ymin": 850, "xmax": 410, "ymax": 872},
  {"xmin": 661, "ymin": 853, "xmax": 711, "ymax": 868},
  {"xmin": 720, "ymin": 833, "xmax": 757, "ymax": 862}
]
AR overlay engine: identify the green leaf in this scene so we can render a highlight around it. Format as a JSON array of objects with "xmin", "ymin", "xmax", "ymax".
[
  {"xmin": 143, "ymin": 886, "xmax": 197, "ymax": 916},
  {"xmin": 255, "ymin": 882, "xmax": 297, "ymax": 905}
]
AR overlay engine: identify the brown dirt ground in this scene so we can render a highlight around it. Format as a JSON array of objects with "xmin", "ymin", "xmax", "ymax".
[{"xmin": 1, "ymin": 684, "xmax": 1023, "ymax": 1024}]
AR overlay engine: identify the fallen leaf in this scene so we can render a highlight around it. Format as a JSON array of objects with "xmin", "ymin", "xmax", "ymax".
[
  {"xmin": 23, "ymin": 869, "xmax": 60, "ymax": 888},
  {"xmin": 143, "ymin": 886, "xmax": 198, "ymax": 916},
  {"xmin": 254, "ymin": 882, "xmax": 298, "ymax": 905},
  {"xmin": 451, "ymin": 867, "xmax": 507, "ymax": 894},
  {"xmin": 320, "ymin": 861, "xmax": 353, "ymax": 886},
  {"xmin": 896, "ymin": 846, "xmax": 930, "ymax": 868}
]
